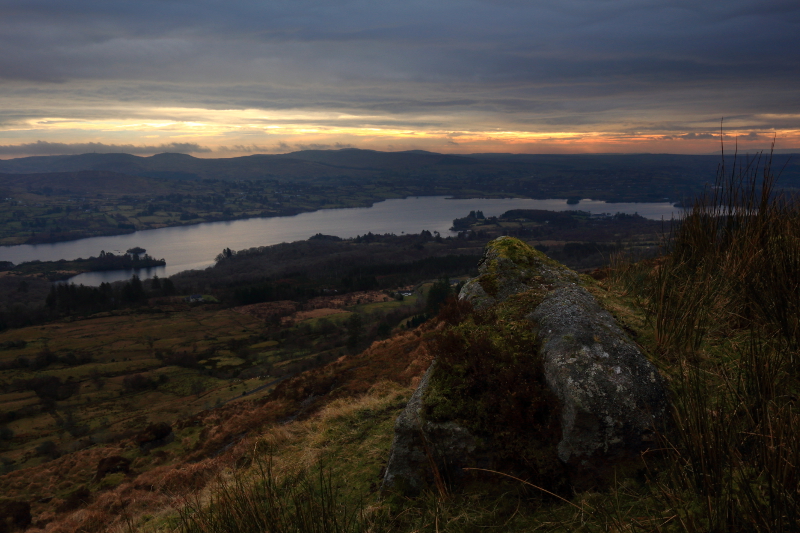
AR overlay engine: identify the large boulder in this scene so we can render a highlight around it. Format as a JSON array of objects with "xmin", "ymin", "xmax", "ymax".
[
  {"xmin": 382, "ymin": 237, "xmax": 668, "ymax": 493},
  {"xmin": 530, "ymin": 285, "xmax": 668, "ymax": 474}
]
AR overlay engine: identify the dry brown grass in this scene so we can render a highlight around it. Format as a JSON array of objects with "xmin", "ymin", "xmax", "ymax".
[
  {"xmin": 608, "ymin": 150, "xmax": 800, "ymax": 530},
  {"xmin": 232, "ymin": 290, "xmax": 392, "ymax": 326},
  {"xmin": 3, "ymin": 324, "xmax": 431, "ymax": 533},
  {"xmin": 304, "ymin": 291, "xmax": 391, "ymax": 309}
]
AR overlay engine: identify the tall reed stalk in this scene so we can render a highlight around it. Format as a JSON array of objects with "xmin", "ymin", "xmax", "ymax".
[{"xmin": 613, "ymin": 145, "xmax": 800, "ymax": 531}]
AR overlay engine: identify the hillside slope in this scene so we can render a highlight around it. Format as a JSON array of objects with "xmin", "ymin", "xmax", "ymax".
[{"xmin": 4, "ymin": 157, "xmax": 800, "ymax": 531}]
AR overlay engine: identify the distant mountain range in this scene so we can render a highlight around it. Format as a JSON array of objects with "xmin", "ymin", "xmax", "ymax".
[
  {"xmin": 0, "ymin": 148, "xmax": 795, "ymax": 184},
  {"xmin": 0, "ymin": 149, "xmax": 486, "ymax": 181}
]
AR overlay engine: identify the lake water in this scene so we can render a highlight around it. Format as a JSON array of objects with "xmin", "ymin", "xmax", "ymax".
[{"xmin": 0, "ymin": 196, "xmax": 681, "ymax": 286}]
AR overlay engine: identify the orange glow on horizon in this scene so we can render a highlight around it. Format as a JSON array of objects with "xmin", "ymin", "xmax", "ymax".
[{"xmin": 2, "ymin": 106, "xmax": 798, "ymax": 158}]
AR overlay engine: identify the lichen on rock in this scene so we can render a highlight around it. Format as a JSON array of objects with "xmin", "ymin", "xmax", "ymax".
[
  {"xmin": 530, "ymin": 285, "xmax": 668, "ymax": 471},
  {"xmin": 381, "ymin": 362, "xmax": 477, "ymax": 495}
]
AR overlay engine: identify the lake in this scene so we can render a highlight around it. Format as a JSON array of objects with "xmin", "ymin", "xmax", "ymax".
[{"xmin": 0, "ymin": 196, "xmax": 681, "ymax": 286}]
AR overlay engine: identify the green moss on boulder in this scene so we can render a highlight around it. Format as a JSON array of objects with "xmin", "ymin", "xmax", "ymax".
[{"xmin": 459, "ymin": 236, "xmax": 578, "ymax": 310}]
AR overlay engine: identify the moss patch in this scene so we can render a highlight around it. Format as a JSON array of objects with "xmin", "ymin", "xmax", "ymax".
[
  {"xmin": 485, "ymin": 235, "xmax": 559, "ymax": 269},
  {"xmin": 477, "ymin": 271, "xmax": 500, "ymax": 297},
  {"xmin": 421, "ymin": 299, "xmax": 565, "ymax": 489},
  {"xmin": 473, "ymin": 237, "xmax": 575, "ymax": 301}
]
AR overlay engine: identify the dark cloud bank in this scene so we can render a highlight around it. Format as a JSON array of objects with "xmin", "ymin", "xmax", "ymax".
[
  {"xmin": 0, "ymin": 0, "xmax": 798, "ymax": 137},
  {"xmin": 0, "ymin": 141, "xmax": 210, "ymax": 156}
]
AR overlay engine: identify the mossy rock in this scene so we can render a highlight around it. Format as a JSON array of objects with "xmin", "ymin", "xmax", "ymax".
[
  {"xmin": 381, "ymin": 363, "xmax": 478, "ymax": 495},
  {"xmin": 384, "ymin": 237, "xmax": 668, "ymax": 494},
  {"xmin": 459, "ymin": 236, "xmax": 578, "ymax": 310},
  {"xmin": 383, "ymin": 299, "xmax": 566, "ymax": 496}
]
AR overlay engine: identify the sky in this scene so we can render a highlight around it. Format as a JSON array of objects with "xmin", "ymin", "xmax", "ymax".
[{"xmin": 0, "ymin": 0, "xmax": 799, "ymax": 158}]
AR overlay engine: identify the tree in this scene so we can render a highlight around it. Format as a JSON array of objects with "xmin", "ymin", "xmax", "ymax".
[
  {"xmin": 161, "ymin": 278, "xmax": 177, "ymax": 296},
  {"xmin": 426, "ymin": 277, "xmax": 452, "ymax": 316},
  {"xmin": 215, "ymin": 247, "xmax": 235, "ymax": 262},
  {"xmin": 122, "ymin": 275, "xmax": 146, "ymax": 303},
  {"xmin": 377, "ymin": 322, "xmax": 392, "ymax": 337}
]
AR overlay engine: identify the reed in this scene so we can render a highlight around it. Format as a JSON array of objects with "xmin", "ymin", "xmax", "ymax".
[{"xmin": 613, "ymin": 145, "xmax": 800, "ymax": 531}]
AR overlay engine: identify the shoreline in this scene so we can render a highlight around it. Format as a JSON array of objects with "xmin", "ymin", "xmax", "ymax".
[{"xmin": 0, "ymin": 194, "xmax": 676, "ymax": 248}]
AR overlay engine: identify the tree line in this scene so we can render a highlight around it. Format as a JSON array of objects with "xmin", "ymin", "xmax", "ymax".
[{"xmin": 44, "ymin": 275, "xmax": 176, "ymax": 316}]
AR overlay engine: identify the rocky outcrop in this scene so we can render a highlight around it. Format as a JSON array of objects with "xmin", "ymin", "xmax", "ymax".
[{"xmin": 382, "ymin": 237, "xmax": 668, "ymax": 494}]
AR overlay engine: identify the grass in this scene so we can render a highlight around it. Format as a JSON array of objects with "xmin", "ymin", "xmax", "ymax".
[
  {"xmin": 171, "ymin": 148, "xmax": 800, "ymax": 533},
  {"xmin": 611, "ymin": 146, "xmax": 800, "ymax": 531},
  {"xmin": 178, "ymin": 461, "xmax": 371, "ymax": 533},
  {"xmin": 0, "ymin": 302, "xmax": 432, "ymax": 532},
  {"xmin": 0, "ymin": 286, "xmax": 424, "ymax": 476},
  {"xmin": 174, "ymin": 382, "xmax": 410, "ymax": 533},
  {"xmin": 0, "ymin": 306, "xmax": 270, "ymax": 472}
]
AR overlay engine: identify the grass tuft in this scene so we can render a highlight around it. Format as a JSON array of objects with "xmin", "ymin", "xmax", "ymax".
[{"xmin": 177, "ymin": 458, "xmax": 371, "ymax": 533}]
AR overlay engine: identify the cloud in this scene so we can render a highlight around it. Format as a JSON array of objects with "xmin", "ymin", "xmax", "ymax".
[
  {"xmin": 293, "ymin": 142, "xmax": 355, "ymax": 151},
  {"xmin": 216, "ymin": 142, "xmax": 355, "ymax": 154},
  {"xmin": 0, "ymin": 0, "xmax": 798, "ymax": 151},
  {"xmin": 216, "ymin": 144, "xmax": 277, "ymax": 154},
  {"xmin": 0, "ymin": 140, "xmax": 211, "ymax": 156},
  {"xmin": 681, "ymin": 133, "xmax": 717, "ymax": 140},
  {"xmin": 659, "ymin": 132, "xmax": 718, "ymax": 140},
  {"xmin": 740, "ymin": 132, "xmax": 771, "ymax": 140}
]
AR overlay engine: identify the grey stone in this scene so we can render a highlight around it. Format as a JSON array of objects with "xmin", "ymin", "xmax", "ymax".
[
  {"xmin": 382, "ymin": 363, "xmax": 476, "ymax": 494},
  {"xmin": 529, "ymin": 285, "xmax": 668, "ymax": 466},
  {"xmin": 457, "ymin": 277, "xmax": 495, "ymax": 310}
]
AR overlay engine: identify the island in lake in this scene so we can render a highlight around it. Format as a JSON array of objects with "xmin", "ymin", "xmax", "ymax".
[{"xmin": 3, "ymin": 250, "xmax": 165, "ymax": 281}]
